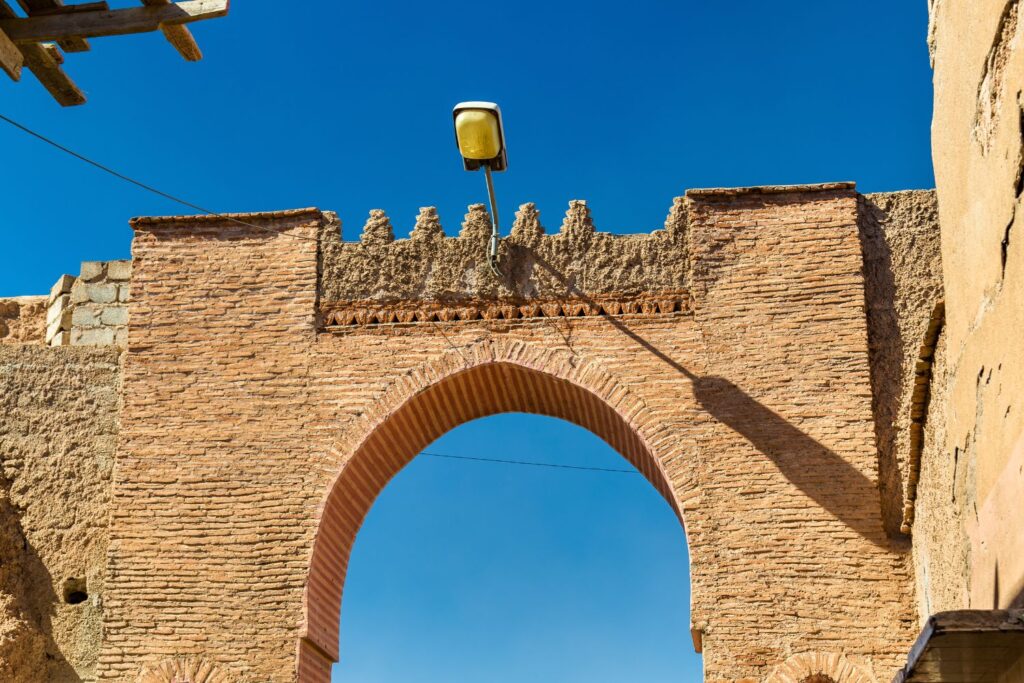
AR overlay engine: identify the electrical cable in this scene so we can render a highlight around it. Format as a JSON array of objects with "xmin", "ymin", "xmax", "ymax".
[
  {"xmin": 0, "ymin": 112, "xmax": 319, "ymax": 242},
  {"xmin": 421, "ymin": 450, "xmax": 638, "ymax": 474},
  {"xmin": 4, "ymin": 112, "xmax": 643, "ymax": 479}
]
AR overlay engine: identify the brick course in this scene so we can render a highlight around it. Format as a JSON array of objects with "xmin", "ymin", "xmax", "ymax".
[{"xmin": 87, "ymin": 185, "xmax": 921, "ymax": 682}]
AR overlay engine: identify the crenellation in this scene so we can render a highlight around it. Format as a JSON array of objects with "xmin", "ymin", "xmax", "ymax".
[{"xmin": 319, "ymin": 198, "xmax": 690, "ymax": 308}]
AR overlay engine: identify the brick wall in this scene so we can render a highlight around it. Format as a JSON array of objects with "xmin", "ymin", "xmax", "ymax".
[{"xmin": 96, "ymin": 186, "xmax": 920, "ymax": 682}]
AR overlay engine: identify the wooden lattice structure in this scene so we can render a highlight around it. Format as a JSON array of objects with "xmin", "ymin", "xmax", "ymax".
[{"xmin": 0, "ymin": 0, "xmax": 228, "ymax": 105}]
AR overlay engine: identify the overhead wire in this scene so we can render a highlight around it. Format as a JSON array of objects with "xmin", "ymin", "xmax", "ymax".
[
  {"xmin": 0, "ymin": 112, "xmax": 320, "ymax": 242},
  {"xmin": 421, "ymin": 450, "xmax": 638, "ymax": 475}
]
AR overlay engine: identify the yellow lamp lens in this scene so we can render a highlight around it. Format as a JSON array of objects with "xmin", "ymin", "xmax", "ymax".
[{"xmin": 455, "ymin": 109, "xmax": 502, "ymax": 160}]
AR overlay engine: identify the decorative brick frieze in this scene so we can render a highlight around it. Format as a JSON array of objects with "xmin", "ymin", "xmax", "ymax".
[{"xmin": 320, "ymin": 290, "xmax": 692, "ymax": 327}]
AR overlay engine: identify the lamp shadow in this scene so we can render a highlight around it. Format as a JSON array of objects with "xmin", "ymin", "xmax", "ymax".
[{"xmin": 525, "ymin": 252, "xmax": 893, "ymax": 549}]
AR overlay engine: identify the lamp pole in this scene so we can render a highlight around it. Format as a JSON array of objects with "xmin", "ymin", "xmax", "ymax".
[{"xmin": 483, "ymin": 163, "xmax": 501, "ymax": 276}]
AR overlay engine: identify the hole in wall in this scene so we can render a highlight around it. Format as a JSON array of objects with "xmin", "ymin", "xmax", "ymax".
[
  {"xmin": 63, "ymin": 578, "xmax": 88, "ymax": 605},
  {"xmin": 801, "ymin": 676, "xmax": 838, "ymax": 683}
]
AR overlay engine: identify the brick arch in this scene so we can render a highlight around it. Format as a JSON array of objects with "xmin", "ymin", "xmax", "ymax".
[
  {"xmin": 297, "ymin": 339, "xmax": 694, "ymax": 681},
  {"xmin": 765, "ymin": 652, "xmax": 877, "ymax": 683}
]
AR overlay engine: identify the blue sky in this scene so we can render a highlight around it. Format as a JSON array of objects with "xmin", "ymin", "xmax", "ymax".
[{"xmin": 0, "ymin": 1, "xmax": 934, "ymax": 681}]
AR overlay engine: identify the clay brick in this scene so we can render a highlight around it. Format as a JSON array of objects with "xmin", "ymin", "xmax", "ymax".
[{"xmin": 88, "ymin": 191, "xmax": 919, "ymax": 683}]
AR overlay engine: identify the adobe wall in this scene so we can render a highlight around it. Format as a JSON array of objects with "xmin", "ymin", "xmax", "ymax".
[
  {"xmin": 919, "ymin": 0, "xmax": 1024, "ymax": 618},
  {"xmin": 0, "ymin": 344, "xmax": 120, "ymax": 681}
]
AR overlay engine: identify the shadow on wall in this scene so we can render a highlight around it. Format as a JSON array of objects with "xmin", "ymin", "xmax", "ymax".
[
  {"xmin": 0, "ymin": 478, "xmax": 79, "ymax": 681},
  {"xmin": 857, "ymin": 196, "xmax": 908, "ymax": 539},
  {"xmin": 529, "ymin": 253, "xmax": 894, "ymax": 549}
]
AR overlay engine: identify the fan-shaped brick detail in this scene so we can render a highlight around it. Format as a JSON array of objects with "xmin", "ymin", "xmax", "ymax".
[
  {"xmin": 135, "ymin": 657, "xmax": 234, "ymax": 683},
  {"xmin": 765, "ymin": 652, "xmax": 876, "ymax": 683}
]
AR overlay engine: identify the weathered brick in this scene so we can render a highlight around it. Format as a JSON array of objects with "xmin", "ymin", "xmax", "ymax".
[{"xmin": 89, "ymin": 191, "xmax": 919, "ymax": 683}]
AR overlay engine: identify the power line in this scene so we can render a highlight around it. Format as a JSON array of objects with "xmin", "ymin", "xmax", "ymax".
[
  {"xmin": 0, "ymin": 112, "xmax": 319, "ymax": 243},
  {"xmin": 421, "ymin": 450, "xmax": 638, "ymax": 475}
]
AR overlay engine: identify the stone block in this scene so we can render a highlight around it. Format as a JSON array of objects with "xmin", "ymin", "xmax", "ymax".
[
  {"xmin": 72, "ymin": 305, "xmax": 100, "ymax": 328},
  {"xmin": 80, "ymin": 261, "xmax": 105, "ymax": 281},
  {"xmin": 100, "ymin": 306, "xmax": 128, "ymax": 326},
  {"xmin": 70, "ymin": 281, "xmax": 90, "ymax": 305},
  {"xmin": 45, "ymin": 315, "xmax": 69, "ymax": 344},
  {"xmin": 46, "ymin": 295, "xmax": 69, "ymax": 327},
  {"xmin": 113, "ymin": 327, "xmax": 128, "ymax": 348},
  {"xmin": 107, "ymin": 260, "xmax": 132, "ymax": 282},
  {"xmin": 117, "ymin": 284, "xmax": 131, "ymax": 302},
  {"xmin": 46, "ymin": 329, "xmax": 70, "ymax": 347},
  {"xmin": 70, "ymin": 326, "xmax": 115, "ymax": 347},
  {"xmin": 85, "ymin": 283, "xmax": 117, "ymax": 304},
  {"xmin": 48, "ymin": 275, "xmax": 75, "ymax": 305}
]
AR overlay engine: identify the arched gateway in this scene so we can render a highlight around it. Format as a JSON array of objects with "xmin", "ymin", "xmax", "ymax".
[{"xmin": 100, "ymin": 184, "xmax": 923, "ymax": 681}]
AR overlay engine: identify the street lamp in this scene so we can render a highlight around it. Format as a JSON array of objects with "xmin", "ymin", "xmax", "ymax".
[{"xmin": 453, "ymin": 102, "xmax": 507, "ymax": 276}]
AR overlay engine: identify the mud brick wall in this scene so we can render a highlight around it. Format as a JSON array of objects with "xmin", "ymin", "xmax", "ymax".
[{"xmin": 98, "ymin": 186, "xmax": 920, "ymax": 683}]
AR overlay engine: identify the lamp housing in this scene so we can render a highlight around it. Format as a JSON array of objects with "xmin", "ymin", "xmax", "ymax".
[{"xmin": 453, "ymin": 101, "xmax": 508, "ymax": 171}]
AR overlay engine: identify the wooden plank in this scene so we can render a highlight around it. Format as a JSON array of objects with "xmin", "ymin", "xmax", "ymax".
[
  {"xmin": 2, "ymin": 0, "xmax": 82, "ymax": 102},
  {"xmin": 142, "ymin": 0, "xmax": 200, "ymax": 61},
  {"xmin": 0, "ymin": 0, "xmax": 228, "ymax": 43},
  {"xmin": 20, "ymin": 40, "xmax": 84, "ymax": 104},
  {"xmin": 16, "ymin": 0, "xmax": 91, "ymax": 51},
  {"xmin": 0, "ymin": 24, "xmax": 22, "ymax": 79}
]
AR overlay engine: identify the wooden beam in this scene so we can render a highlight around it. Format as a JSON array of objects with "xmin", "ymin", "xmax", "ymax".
[
  {"xmin": 142, "ymin": 0, "xmax": 201, "ymax": 61},
  {"xmin": 16, "ymin": 0, "xmax": 91, "ymax": 52},
  {"xmin": 0, "ymin": 0, "xmax": 82, "ymax": 103},
  {"xmin": 0, "ymin": 0, "xmax": 228, "ymax": 43},
  {"xmin": 0, "ymin": 25, "xmax": 22, "ymax": 79},
  {"xmin": 29, "ymin": 2, "xmax": 109, "ymax": 16},
  {"xmin": 20, "ymin": 40, "xmax": 84, "ymax": 104}
]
